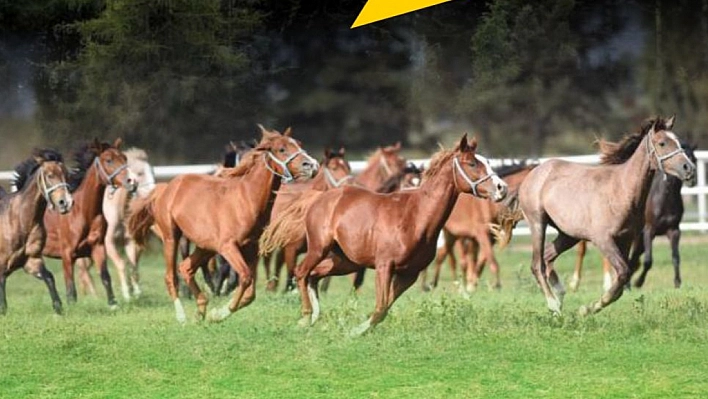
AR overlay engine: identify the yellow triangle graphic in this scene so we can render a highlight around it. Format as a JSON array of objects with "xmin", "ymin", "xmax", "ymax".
[{"xmin": 351, "ymin": 0, "xmax": 453, "ymax": 29}]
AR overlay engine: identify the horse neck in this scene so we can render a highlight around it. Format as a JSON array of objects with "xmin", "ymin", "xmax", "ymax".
[
  {"xmin": 415, "ymin": 162, "xmax": 460, "ymax": 240},
  {"xmin": 73, "ymin": 165, "xmax": 107, "ymax": 219},
  {"xmin": 309, "ymin": 168, "xmax": 329, "ymax": 191},
  {"xmin": 233, "ymin": 158, "xmax": 281, "ymax": 216},
  {"xmin": 617, "ymin": 137, "xmax": 656, "ymax": 209},
  {"xmin": 355, "ymin": 156, "xmax": 387, "ymax": 190},
  {"xmin": 15, "ymin": 173, "xmax": 48, "ymax": 228}
]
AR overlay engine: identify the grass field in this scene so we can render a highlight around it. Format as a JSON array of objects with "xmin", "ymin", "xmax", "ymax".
[{"xmin": 1, "ymin": 237, "xmax": 707, "ymax": 399}]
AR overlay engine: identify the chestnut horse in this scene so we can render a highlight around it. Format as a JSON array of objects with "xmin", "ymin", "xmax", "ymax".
[
  {"xmin": 261, "ymin": 134, "xmax": 508, "ymax": 335},
  {"xmin": 128, "ymin": 126, "xmax": 317, "ymax": 323},
  {"xmin": 0, "ymin": 149, "xmax": 73, "ymax": 314},
  {"xmin": 423, "ymin": 161, "xmax": 536, "ymax": 293},
  {"xmin": 517, "ymin": 116, "xmax": 695, "ymax": 315},
  {"xmin": 570, "ymin": 140, "xmax": 698, "ymax": 291},
  {"xmin": 42, "ymin": 139, "xmax": 137, "ymax": 308},
  {"xmin": 262, "ymin": 147, "xmax": 353, "ymax": 293},
  {"xmin": 76, "ymin": 148, "xmax": 156, "ymax": 300}
]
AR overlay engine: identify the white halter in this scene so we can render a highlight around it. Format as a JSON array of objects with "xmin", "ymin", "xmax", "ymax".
[
  {"xmin": 94, "ymin": 157, "xmax": 127, "ymax": 192},
  {"xmin": 323, "ymin": 166, "xmax": 352, "ymax": 188},
  {"xmin": 452, "ymin": 156, "xmax": 497, "ymax": 197},
  {"xmin": 263, "ymin": 141, "xmax": 318, "ymax": 183},
  {"xmin": 37, "ymin": 168, "xmax": 69, "ymax": 210},
  {"xmin": 646, "ymin": 131, "xmax": 686, "ymax": 180}
]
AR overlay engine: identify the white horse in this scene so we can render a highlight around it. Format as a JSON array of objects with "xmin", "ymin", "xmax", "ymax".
[{"xmin": 77, "ymin": 148, "xmax": 156, "ymax": 301}]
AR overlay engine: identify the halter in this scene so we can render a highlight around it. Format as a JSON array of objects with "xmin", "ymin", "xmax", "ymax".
[
  {"xmin": 37, "ymin": 168, "xmax": 69, "ymax": 210},
  {"xmin": 645, "ymin": 132, "xmax": 686, "ymax": 179},
  {"xmin": 94, "ymin": 157, "xmax": 127, "ymax": 191},
  {"xmin": 263, "ymin": 143, "xmax": 317, "ymax": 183},
  {"xmin": 379, "ymin": 155, "xmax": 394, "ymax": 177},
  {"xmin": 323, "ymin": 166, "xmax": 352, "ymax": 188},
  {"xmin": 452, "ymin": 156, "xmax": 497, "ymax": 197}
]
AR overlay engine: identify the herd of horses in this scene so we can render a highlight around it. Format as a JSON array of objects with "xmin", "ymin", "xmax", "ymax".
[{"xmin": 0, "ymin": 116, "xmax": 698, "ymax": 335}]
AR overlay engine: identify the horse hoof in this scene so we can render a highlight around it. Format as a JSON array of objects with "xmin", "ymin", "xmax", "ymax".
[
  {"xmin": 207, "ymin": 307, "xmax": 230, "ymax": 323},
  {"xmin": 578, "ymin": 305, "xmax": 590, "ymax": 317},
  {"xmin": 109, "ymin": 303, "xmax": 119, "ymax": 312}
]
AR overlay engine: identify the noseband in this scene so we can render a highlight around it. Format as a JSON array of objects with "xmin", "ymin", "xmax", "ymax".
[
  {"xmin": 94, "ymin": 157, "xmax": 127, "ymax": 192},
  {"xmin": 37, "ymin": 168, "xmax": 69, "ymax": 210},
  {"xmin": 323, "ymin": 166, "xmax": 352, "ymax": 188},
  {"xmin": 264, "ymin": 144, "xmax": 317, "ymax": 183},
  {"xmin": 452, "ymin": 156, "xmax": 497, "ymax": 197},
  {"xmin": 646, "ymin": 133, "xmax": 686, "ymax": 179},
  {"xmin": 379, "ymin": 155, "xmax": 394, "ymax": 177}
]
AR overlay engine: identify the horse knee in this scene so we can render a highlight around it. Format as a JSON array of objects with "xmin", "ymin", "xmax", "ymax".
[{"xmin": 615, "ymin": 269, "xmax": 630, "ymax": 285}]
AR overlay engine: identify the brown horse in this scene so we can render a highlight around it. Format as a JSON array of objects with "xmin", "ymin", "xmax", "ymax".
[
  {"xmin": 0, "ymin": 149, "xmax": 73, "ymax": 314},
  {"xmin": 262, "ymin": 147, "xmax": 353, "ymax": 292},
  {"xmin": 127, "ymin": 126, "xmax": 317, "ymax": 323},
  {"xmin": 42, "ymin": 139, "xmax": 136, "ymax": 308},
  {"xmin": 570, "ymin": 140, "xmax": 698, "ymax": 291},
  {"xmin": 517, "ymin": 116, "xmax": 695, "ymax": 315},
  {"xmin": 261, "ymin": 134, "xmax": 508, "ymax": 335},
  {"xmin": 424, "ymin": 161, "xmax": 535, "ymax": 293}
]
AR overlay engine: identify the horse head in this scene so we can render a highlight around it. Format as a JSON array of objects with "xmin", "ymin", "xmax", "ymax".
[{"xmin": 451, "ymin": 133, "xmax": 507, "ymax": 202}]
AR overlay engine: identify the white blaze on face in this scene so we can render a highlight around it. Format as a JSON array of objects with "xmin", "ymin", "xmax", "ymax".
[
  {"xmin": 665, "ymin": 131, "xmax": 693, "ymax": 165},
  {"xmin": 476, "ymin": 154, "xmax": 507, "ymax": 197}
]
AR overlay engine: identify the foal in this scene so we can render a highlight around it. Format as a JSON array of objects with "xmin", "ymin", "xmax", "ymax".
[
  {"xmin": 0, "ymin": 149, "xmax": 72, "ymax": 314},
  {"xmin": 518, "ymin": 116, "xmax": 695, "ymax": 315}
]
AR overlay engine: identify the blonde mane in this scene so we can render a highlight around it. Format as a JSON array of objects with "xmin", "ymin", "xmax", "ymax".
[{"xmin": 422, "ymin": 146, "xmax": 456, "ymax": 181}]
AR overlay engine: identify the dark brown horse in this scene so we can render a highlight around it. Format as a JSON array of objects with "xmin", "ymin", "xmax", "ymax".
[
  {"xmin": 261, "ymin": 134, "xmax": 508, "ymax": 335},
  {"xmin": 42, "ymin": 139, "xmax": 136, "ymax": 308},
  {"xmin": 0, "ymin": 149, "xmax": 73, "ymax": 314},
  {"xmin": 517, "ymin": 116, "xmax": 695, "ymax": 315},
  {"xmin": 423, "ymin": 161, "xmax": 535, "ymax": 292},
  {"xmin": 128, "ymin": 126, "xmax": 317, "ymax": 323},
  {"xmin": 571, "ymin": 140, "xmax": 698, "ymax": 291}
]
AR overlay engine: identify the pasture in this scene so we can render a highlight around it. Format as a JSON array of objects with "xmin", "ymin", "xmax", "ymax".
[{"xmin": 2, "ymin": 237, "xmax": 707, "ymax": 399}]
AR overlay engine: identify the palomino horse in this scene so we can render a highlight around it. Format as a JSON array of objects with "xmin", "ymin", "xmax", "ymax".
[
  {"xmin": 262, "ymin": 147, "xmax": 353, "ymax": 293},
  {"xmin": 570, "ymin": 140, "xmax": 698, "ymax": 291},
  {"xmin": 76, "ymin": 148, "xmax": 156, "ymax": 300},
  {"xmin": 517, "ymin": 116, "xmax": 695, "ymax": 315},
  {"xmin": 128, "ymin": 126, "xmax": 317, "ymax": 323},
  {"xmin": 423, "ymin": 161, "xmax": 536, "ymax": 292},
  {"xmin": 261, "ymin": 134, "xmax": 508, "ymax": 335},
  {"xmin": 42, "ymin": 139, "xmax": 137, "ymax": 308},
  {"xmin": 0, "ymin": 149, "xmax": 73, "ymax": 314}
]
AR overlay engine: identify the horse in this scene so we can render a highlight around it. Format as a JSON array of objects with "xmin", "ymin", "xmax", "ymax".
[
  {"xmin": 0, "ymin": 149, "xmax": 73, "ymax": 314},
  {"xmin": 260, "ymin": 134, "xmax": 508, "ymax": 335},
  {"xmin": 75, "ymin": 148, "xmax": 156, "ymax": 300},
  {"xmin": 42, "ymin": 139, "xmax": 137, "ymax": 308},
  {"xmin": 569, "ymin": 140, "xmax": 698, "ymax": 291},
  {"xmin": 127, "ymin": 126, "xmax": 318, "ymax": 323},
  {"xmin": 423, "ymin": 161, "xmax": 536, "ymax": 293},
  {"xmin": 516, "ymin": 116, "xmax": 695, "ymax": 316},
  {"xmin": 260, "ymin": 147, "xmax": 353, "ymax": 293}
]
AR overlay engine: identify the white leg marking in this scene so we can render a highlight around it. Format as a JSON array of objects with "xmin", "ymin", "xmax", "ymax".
[
  {"xmin": 174, "ymin": 299, "xmax": 187, "ymax": 324},
  {"xmin": 603, "ymin": 271, "xmax": 613, "ymax": 293},
  {"xmin": 349, "ymin": 317, "xmax": 373, "ymax": 337},
  {"xmin": 307, "ymin": 285, "xmax": 320, "ymax": 325}
]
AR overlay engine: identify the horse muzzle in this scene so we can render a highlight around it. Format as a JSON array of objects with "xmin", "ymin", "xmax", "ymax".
[
  {"xmin": 56, "ymin": 196, "xmax": 73, "ymax": 214},
  {"xmin": 491, "ymin": 177, "xmax": 508, "ymax": 202}
]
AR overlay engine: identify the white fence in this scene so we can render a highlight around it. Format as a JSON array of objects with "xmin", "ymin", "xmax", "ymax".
[{"xmin": 2, "ymin": 151, "xmax": 707, "ymax": 233}]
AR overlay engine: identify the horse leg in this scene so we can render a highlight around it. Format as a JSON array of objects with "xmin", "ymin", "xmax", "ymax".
[
  {"xmin": 580, "ymin": 238, "xmax": 631, "ymax": 315},
  {"xmin": 350, "ymin": 261, "xmax": 394, "ymax": 337},
  {"xmin": 351, "ymin": 269, "xmax": 366, "ymax": 293},
  {"xmin": 294, "ymin": 248, "xmax": 331, "ymax": 326},
  {"xmin": 179, "ymin": 247, "xmax": 214, "ymax": 320},
  {"xmin": 61, "ymin": 249, "xmax": 78, "ymax": 304},
  {"xmin": 0, "ymin": 273, "xmax": 6, "ymax": 315},
  {"xmin": 199, "ymin": 256, "xmax": 216, "ymax": 295},
  {"xmin": 208, "ymin": 243, "xmax": 254, "ymax": 322},
  {"xmin": 569, "ymin": 241, "xmax": 586, "ymax": 292},
  {"xmin": 105, "ymin": 220, "xmax": 130, "ymax": 301},
  {"xmin": 626, "ymin": 233, "xmax": 644, "ymax": 289},
  {"xmin": 465, "ymin": 239, "xmax": 480, "ymax": 293},
  {"xmin": 25, "ymin": 257, "xmax": 63, "ymax": 314},
  {"xmin": 430, "ymin": 231, "xmax": 455, "ymax": 291},
  {"xmin": 125, "ymin": 237, "xmax": 142, "ymax": 297},
  {"xmin": 528, "ymin": 217, "xmax": 559, "ymax": 314},
  {"xmin": 634, "ymin": 228, "xmax": 655, "ymax": 288},
  {"xmin": 667, "ymin": 228, "xmax": 682, "ymax": 288},
  {"xmin": 476, "ymin": 232, "xmax": 501, "ymax": 290},
  {"xmin": 263, "ymin": 252, "xmax": 275, "ymax": 292},
  {"xmin": 162, "ymin": 232, "xmax": 185, "ymax": 323},
  {"xmin": 92, "ymin": 243, "xmax": 117, "ymax": 308},
  {"xmin": 76, "ymin": 257, "xmax": 97, "ymax": 297},
  {"xmin": 543, "ymin": 232, "xmax": 578, "ymax": 307},
  {"xmin": 283, "ymin": 245, "xmax": 298, "ymax": 293}
]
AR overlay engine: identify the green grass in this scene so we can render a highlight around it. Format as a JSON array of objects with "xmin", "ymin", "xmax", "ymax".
[{"xmin": 1, "ymin": 238, "xmax": 708, "ymax": 398}]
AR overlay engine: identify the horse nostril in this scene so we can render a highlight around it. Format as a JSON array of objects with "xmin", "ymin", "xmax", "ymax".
[
  {"xmin": 58, "ymin": 199, "xmax": 66, "ymax": 207},
  {"xmin": 683, "ymin": 163, "xmax": 691, "ymax": 171}
]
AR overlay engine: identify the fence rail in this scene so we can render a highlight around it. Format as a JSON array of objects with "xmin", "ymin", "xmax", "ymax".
[{"xmin": 2, "ymin": 151, "xmax": 707, "ymax": 234}]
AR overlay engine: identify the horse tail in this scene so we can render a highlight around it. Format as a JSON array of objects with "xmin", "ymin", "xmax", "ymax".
[
  {"xmin": 490, "ymin": 189, "xmax": 525, "ymax": 250},
  {"xmin": 127, "ymin": 189, "xmax": 159, "ymax": 247},
  {"xmin": 259, "ymin": 190, "xmax": 323, "ymax": 256}
]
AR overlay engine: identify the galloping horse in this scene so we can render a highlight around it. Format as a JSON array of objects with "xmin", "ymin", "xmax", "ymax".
[
  {"xmin": 128, "ymin": 126, "xmax": 318, "ymax": 323},
  {"xmin": 570, "ymin": 140, "xmax": 698, "ymax": 291},
  {"xmin": 0, "ymin": 149, "xmax": 73, "ymax": 314},
  {"xmin": 423, "ymin": 161, "xmax": 536, "ymax": 292},
  {"xmin": 263, "ymin": 147, "xmax": 353, "ymax": 293},
  {"xmin": 261, "ymin": 134, "xmax": 508, "ymax": 335},
  {"xmin": 517, "ymin": 116, "xmax": 695, "ymax": 315},
  {"xmin": 76, "ymin": 148, "xmax": 156, "ymax": 300},
  {"xmin": 42, "ymin": 139, "xmax": 137, "ymax": 308}
]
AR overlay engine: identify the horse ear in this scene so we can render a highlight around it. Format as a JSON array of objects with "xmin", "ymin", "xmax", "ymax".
[
  {"xmin": 324, "ymin": 147, "xmax": 332, "ymax": 158},
  {"xmin": 458, "ymin": 133, "xmax": 469, "ymax": 152},
  {"xmin": 468, "ymin": 136, "xmax": 478, "ymax": 152},
  {"xmin": 339, "ymin": 147, "xmax": 345, "ymax": 156},
  {"xmin": 283, "ymin": 127, "xmax": 293, "ymax": 137},
  {"xmin": 648, "ymin": 121, "xmax": 657, "ymax": 136},
  {"xmin": 666, "ymin": 114, "xmax": 676, "ymax": 130},
  {"xmin": 113, "ymin": 138, "xmax": 123, "ymax": 149}
]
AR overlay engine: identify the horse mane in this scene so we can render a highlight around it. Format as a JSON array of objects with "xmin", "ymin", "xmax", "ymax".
[
  {"xmin": 422, "ymin": 146, "xmax": 456, "ymax": 181},
  {"xmin": 494, "ymin": 160, "xmax": 539, "ymax": 178},
  {"xmin": 599, "ymin": 116, "xmax": 672, "ymax": 165},
  {"xmin": 12, "ymin": 148, "xmax": 64, "ymax": 191},
  {"xmin": 219, "ymin": 130, "xmax": 283, "ymax": 178},
  {"xmin": 364, "ymin": 148, "xmax": 384, "ymax": 164},
  {"xmin": 68, "ymin": 140, "xmax": 112, "ymax": 191}
]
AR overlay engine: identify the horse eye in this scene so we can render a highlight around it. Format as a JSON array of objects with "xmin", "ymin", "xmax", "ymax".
[
  {"xmin": 106, "ymin": 159, "xmax": 113, "ymax": 164},
  {"xmin": 659, "ymin": 141, "xmax": 666, "ymax": 147},
  {"xmin": 47, "ymin": 173, "xmax": 54, "ymax": 178},
  {"xmin": 279, "ymin": 147, "xmax": 286, "ymax": 154}
]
